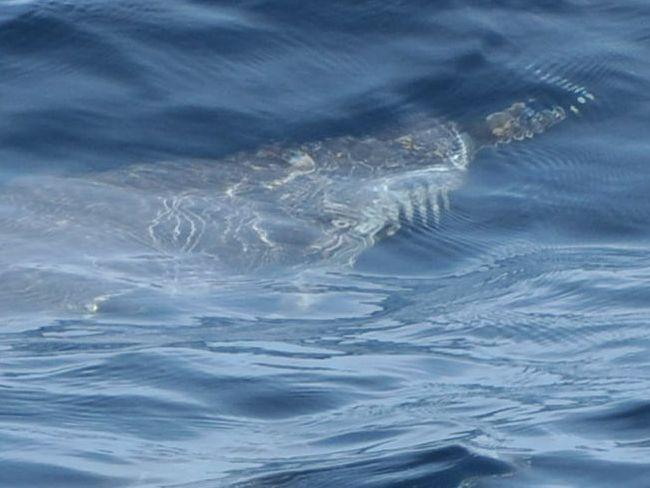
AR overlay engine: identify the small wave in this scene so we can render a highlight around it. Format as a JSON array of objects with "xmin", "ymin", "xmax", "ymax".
[{"xmin": 230, "ymin": 445, "xmax": 511, "ymax": 488}]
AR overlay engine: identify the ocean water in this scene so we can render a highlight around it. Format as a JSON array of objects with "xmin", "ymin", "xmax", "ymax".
[{"xmin": 1, "ymin": 0, "xmax": 650, "ymax": 487}]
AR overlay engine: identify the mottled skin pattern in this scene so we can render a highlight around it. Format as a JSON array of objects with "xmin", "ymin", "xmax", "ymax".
[{"xmin": 0, "ymin": 100, "xmax": 570, "ymax": 314}]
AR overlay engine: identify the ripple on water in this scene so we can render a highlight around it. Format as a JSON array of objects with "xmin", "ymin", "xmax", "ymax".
[
  {"xmin": 1, "ymin": 0, "xmax": 650, "ymax": 486},
  {"xmin": 231, "ymin": 445, "xmax": 512, "ymax": 488},
  {"xmin": 0, "ymin": 460, "xmax": 129, "ymax": 488}
]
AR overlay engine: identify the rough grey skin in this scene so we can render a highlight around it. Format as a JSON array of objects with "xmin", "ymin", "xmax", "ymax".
[{"xmin": 0, "ymin": 99, "xmax": 575, "ymax": 316}]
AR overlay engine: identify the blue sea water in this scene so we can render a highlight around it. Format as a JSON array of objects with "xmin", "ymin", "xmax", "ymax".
[{"xmin": 1, "ymin": 0, "xmax": 650, "ymax": 486}]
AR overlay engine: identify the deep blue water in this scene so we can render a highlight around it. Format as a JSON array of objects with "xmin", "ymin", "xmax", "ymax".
[{"xmin": 1, "ymin": 0, "xmax": 650, "ymax": 486}]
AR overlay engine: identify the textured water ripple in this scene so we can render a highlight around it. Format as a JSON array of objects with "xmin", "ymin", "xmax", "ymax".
[{"xmin": 1, "ymin": 0, "xmax": 650, "ymax": 487}]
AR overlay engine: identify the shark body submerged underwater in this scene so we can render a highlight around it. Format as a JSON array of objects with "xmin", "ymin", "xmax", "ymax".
[{"xmin": 0, "ymin": 75, "xmax": 594, "ymax": 320}]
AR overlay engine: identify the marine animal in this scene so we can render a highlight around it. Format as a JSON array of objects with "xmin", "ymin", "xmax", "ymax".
[{"xmin": 0, "ymin": 86, "xmax": 593, "ymax": 317}]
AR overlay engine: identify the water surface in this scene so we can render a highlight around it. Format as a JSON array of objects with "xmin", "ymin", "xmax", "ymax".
[{"xmin": 1, "ymin": 0, "xmax": 649, "ymax": 486}]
